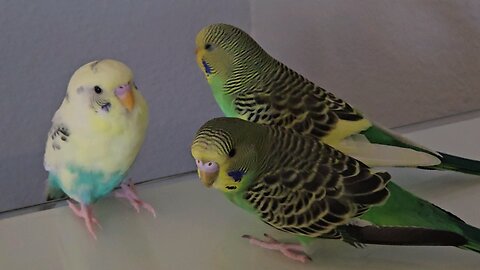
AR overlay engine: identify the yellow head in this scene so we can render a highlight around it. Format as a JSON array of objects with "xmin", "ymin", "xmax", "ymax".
[
  {"xmin": 191, "ymin": 118, "xmax": 265, "ymax": 193},
  {"xmin": 66, "ymin": 59, "xmax": 140, "ymax": 115},
  {"xmin": 194, "ymin": 23, "xmax": 270, "ymax": 86}
]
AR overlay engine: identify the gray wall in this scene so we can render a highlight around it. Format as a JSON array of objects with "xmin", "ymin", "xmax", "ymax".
[
  {"xmin": 2, "ymin": 0, "xmax": 480, "ymax": 212},
  {"xmin": 0, "ymin": 0, "xmax": 250, "ymax": 212},
  {"xmin": 250, "ymin": 0, "xmax": 480, "ymax": 126}
]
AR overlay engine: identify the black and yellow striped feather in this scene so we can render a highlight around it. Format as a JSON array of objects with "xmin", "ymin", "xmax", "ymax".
[
  {"xmin": 196, "ymin": 23, "xmax": 480, "ymax": 175},
  {"xmin": 193, "ymin": 117, "xmax": 390, "ymax": 240}
]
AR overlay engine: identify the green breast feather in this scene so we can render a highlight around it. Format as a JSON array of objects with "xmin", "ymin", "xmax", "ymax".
[{"xmin": 209, "ymin": 77, "xmax": 239, "ymax": 117}]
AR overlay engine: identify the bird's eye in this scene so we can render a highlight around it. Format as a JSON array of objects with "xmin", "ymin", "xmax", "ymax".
[
  {"xmin": 228, "ymin": 148, "xmax": 236, "ymax": 158},
  {"xmin": 94, "ymin": 86, "xmax": 103, "ymax": 94},
  {"xmin": 201, "ymin": 161, "xmax": 219, "ymax": 173},
  {"xmin": 205, "ymin": 43, "xmax": 214, "ymax": 51}
]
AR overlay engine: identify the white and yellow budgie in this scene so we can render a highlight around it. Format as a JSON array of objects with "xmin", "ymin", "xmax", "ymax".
[{"xmin": 44, "ymin": 59, "xmax": 155, "ymax": 239}]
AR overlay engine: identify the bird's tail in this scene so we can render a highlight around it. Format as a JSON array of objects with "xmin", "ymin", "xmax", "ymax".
[
  {"xmin": 341, "ymin": 224, "xmax": 480, "ymax": 253},
  {"xmin": 45, "ymin": 179, "xmax": 67, "ymax": 201},
  {"xmin": 361, "ymin": 125, "xmax": 480, "ymax": 175},
  {"xmin": 340, "ymin": 225, "xmax": 468, "ymax": 248},
  {"xmin": 421, "ymin": 152, "xmax": 480, "ymax": 176},
  {"xmin": 40, "ymin": 176, "xmax": 67, "ymax": 211},
  {"xmin": 361, "ymin": 182, "xmax": 480, "ymax": 254},
  {"xmin": 460, "ymin": 223, "xmax": 480, "ymax": 253}
]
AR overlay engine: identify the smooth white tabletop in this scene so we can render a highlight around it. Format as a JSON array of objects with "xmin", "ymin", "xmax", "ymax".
[{"xmin": 1, "ymin": 115, "xmax": 480, "ymax": 269}]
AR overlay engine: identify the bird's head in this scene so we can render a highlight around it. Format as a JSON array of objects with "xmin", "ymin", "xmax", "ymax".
[
  {"xmin": 195, "ymin": 23, "xmax": 269, "ymax": 91},
  {"xmin": 66, "ymin": 59, "xmax": 140, "ymax": 115},
  {"xmin": 191, "ymin": 117, "xmax": 262, "ymax": 193}
]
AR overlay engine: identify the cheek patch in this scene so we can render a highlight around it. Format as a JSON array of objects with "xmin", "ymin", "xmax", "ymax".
[
  {"xmin": 202, "ymin": 59, "xmax": 212, "ymax": 75},
  {"xmin": 228, "ymin": 170, "xmax": 245, "ymax": 182}
]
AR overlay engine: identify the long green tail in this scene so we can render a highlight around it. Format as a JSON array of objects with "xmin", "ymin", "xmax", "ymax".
[
  {"xmin": 427, "ymin": 152, "xmax": 480, "ymax": 176},
  {"xmin": 362, "ymin": 125, "xmax": 480, "ymax": 175},
  {"xmin": 461, "ymin": 224, "xmax": 480, "ymax": 253},
  {"xmin": 361, "ymin": 182, "xmax": 480, "ymax": 253}
]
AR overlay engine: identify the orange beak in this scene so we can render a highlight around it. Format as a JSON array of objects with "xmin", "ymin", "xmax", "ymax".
[
  {"xmin": 197, "ymin": 169, "xmax": 218, "ymax": 187},
  {"xmin": 115, "ymin": 83, "xmax": 135, "ymax": 112}
]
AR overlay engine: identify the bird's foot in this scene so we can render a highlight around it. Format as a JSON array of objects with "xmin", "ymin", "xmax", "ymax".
[
  {"xmin": 242, "ymin": 233, "xmax": 311, "ymax": 263},
  {"xmin": 115, "ymin": 179, "xmax": 156, "ymax": 218},
  {"xmin": 67, "ymin": 200, "xmax": 101, "ymax": 240}
]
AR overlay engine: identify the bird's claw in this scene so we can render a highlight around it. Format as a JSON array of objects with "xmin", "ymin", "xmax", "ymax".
[
  {"xmin": 242, "ymin": 233, "xmax": 311, "ymax": 263},
  {"xmin": 67, "ymin": 200, "xmax": 101, "ymax": 240},
  {"xmin": 115, "ymin": 179, "xmax": 157, "ymax": 218}
]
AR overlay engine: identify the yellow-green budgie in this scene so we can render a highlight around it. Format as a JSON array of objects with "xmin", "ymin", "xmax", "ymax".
[
  {"xmin": 194, "ymin": 23, "xmax": 480, "ymax": 175},
  {"xmin": 44, "ymin": 59, "xmax": 155, "ymax": 239},
  {"xmin": 191, "ymin": 117, "xmax": 480, "ymax": 262}
]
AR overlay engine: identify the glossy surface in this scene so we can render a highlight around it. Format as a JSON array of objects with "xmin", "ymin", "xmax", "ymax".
[{"xmin": 1, "ymin": 116, "xmax": 480, "ymax": 269}]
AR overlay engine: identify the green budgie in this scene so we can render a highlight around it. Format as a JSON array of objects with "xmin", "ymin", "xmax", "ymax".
[
  {"xmin": 191, "ymin": 117, "xmax": 480, "ymax": 263},
  {"xmin": 194, "ymin": 23, "xmax": 480, "ymax": 174},
  {"xmin": 44, "ymin": 59, "xmax": 155, "ymax": 239}
]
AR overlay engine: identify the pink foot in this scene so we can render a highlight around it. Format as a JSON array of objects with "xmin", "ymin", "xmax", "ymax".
[
  {"xmin": 67, "ymin": 200, "xmax": 101, "ymax": 240},
  {"xmin": 242, "ymin": 233, "xmax": 311, "ymax": 263},
  {"xmin": 115, "ymin": 179, "xmax": 156, "ymax": 218}
]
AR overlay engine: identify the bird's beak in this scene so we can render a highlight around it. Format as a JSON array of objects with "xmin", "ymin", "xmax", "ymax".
[
  {"xmin": 197, "ymin": 169, "xmax": 218, "ymax": 187},
  {"xmin": 195, "ymin": 48, "xmax": 202, "ymax": 65},
  {"xmin": 115, "ymin": 83, "xmax": 135, "ymax": 112},
  {"xmin": 195, "ymin": 47, "xmax": 206, "ymax": 64}
]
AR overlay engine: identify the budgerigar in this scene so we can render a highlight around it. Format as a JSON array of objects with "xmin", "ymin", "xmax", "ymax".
[
  {"xmin": 44, "ymin": 59, "xmax": 155, "ymax": 239},
  {"xmin": 191, "ymin": 117, "xmax": 480, "ymax": 262},
  {"xmin": 194, "ymin": 23, "xmax": 480, "ymax": 175}
]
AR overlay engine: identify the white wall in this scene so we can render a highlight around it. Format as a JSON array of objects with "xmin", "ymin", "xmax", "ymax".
[
  {"xmin": 250, "ymin": 0, "xmax": 480, "ymax": 126},
  {"xmin": 0, "ymin": 0, "xmax": 250, "ymax": 212}
]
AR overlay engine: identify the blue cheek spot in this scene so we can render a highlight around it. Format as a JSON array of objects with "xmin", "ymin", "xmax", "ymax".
[
  {"xmin": 202, "ymin": 60, "xmax": 212, "ymax": 75},
  {"xmin": 228, "ymin": 170, "xmax": 245, "ymax": 182}
]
